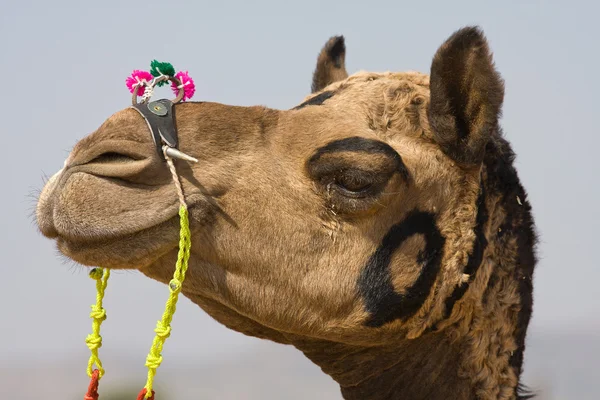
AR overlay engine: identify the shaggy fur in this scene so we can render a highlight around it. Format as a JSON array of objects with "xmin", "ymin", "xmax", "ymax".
[{"xmin": 36, "ymin": 26, "xmax": 537, "ymax": 399}]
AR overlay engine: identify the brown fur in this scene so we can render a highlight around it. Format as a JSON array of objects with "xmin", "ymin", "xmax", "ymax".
[{"xmin": 36, "ymin": 26, "xmax": 536, "ymax": 399}]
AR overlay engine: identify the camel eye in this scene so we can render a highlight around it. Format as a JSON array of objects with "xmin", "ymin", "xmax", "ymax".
[
  {"xmin": 333, "ymin": 170, "xmax": 374, "ymax": 197},
  {"xmin": 306, "ymin": 137, "xmax": 409, "ymax": 214},
  {"xmin": 317, "ymin": 166, "xmax": 395, "ymax": 214}
]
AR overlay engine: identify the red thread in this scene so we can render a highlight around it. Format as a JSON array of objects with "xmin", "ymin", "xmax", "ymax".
[
  {"xmin": 137, "ymin": 388, "xmax": 155, "ymax": 400},
  {"xmin": 83, "ymin": 369, "xmax": 100, "ymax": 400}
]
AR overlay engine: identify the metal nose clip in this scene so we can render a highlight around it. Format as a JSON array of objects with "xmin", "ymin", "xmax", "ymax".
[{"xmin": 130, "ymin": 99, "xmax": 199, "ymax": 163}]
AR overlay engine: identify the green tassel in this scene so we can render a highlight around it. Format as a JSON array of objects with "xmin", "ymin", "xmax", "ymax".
[{"xmin": 150, "ymin": 60, "xmax": 176, "ymax": 87}]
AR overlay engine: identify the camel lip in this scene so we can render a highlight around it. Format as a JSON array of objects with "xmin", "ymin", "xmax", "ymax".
[
  {"xmin": 36, "ymin": 156, "xmax": 208, "ymax": 246},
  {"xmin": 44, "ymin": 183, "xmax": 206, "ymax": 246},
  {"xmin": 36, "ymin": 166, "xmax": 65, "ymax": 239},
  {"xmin": 49, "ymin": 200, "xmax": 196, "ymax": 270},
  {"xmin": 51, "ymin": 196, "xmax": 213, "ymax": 271},
  {"xmin": 54, "ymin": 219, "xmax": 181, "ymax": 270},
  {"xmin": 53, "ymin": 201, "xmax": 181, "ymax": 245},
  {"xmin": 52, "ymin": 217, "xmax": 173, "ymax": 246}
]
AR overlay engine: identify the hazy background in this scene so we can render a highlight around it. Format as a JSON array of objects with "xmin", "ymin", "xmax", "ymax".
[{"xmin": 1, "ymin": 0, "xmax": 598, "ymax": 399}]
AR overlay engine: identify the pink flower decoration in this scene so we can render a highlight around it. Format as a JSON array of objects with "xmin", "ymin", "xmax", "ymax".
[
  {"xmin": 171, "ymin": 71, "xmax": 196, "ymax": 101},
  {"xmin": 126, "ymin": 70, "xmax": 153, "ymax": 96}
]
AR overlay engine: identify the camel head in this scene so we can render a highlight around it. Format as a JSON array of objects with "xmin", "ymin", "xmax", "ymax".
[{"xmin": 36, "ymin": 26, "xmax": 536, "ymax": 400}]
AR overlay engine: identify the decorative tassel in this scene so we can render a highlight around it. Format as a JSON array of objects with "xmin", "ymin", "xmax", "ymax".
[
  {"xmin": 150, "ymin": 60, "xmax": 176, "ymax": 87},
  {"xmin": 126, "ymin": 61, "xmax": 196, "ymax": 102},
  {"xmin": 126, "ymin": 70, "xmax": 153, "ymax": 96},
  {"xmin": 171, "ymin": 71, "xmax": 196, "ymax": 101},
  {"xmin": 83, "ymin": 369, "xmax": 100, "ymax": 400}
]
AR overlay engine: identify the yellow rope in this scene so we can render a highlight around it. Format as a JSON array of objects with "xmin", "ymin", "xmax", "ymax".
[
  {"xmin": 85, "ymin": 267, "xmax": 110, "ymax": 378},
  {"xmin": 83, "ymin": 150, "xmax": 191, "ymax": 398},
  {"xmin": 143, "ymin": 205, "xmax": 191, "ymax": 398}
]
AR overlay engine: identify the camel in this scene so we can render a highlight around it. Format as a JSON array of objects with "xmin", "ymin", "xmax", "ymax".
[{"xmin": 36, "ymin": 26, "xmax": 537, "ymax": 400}]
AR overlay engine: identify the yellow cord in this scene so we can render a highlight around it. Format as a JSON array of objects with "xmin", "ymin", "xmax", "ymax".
[
  {"xmin": 83, "ymin": 151, "xmax": 191, "ymax": 398},
  {"xmin": 86, "ymin": 267, "xmax": 110, "ymax": 378},
  {"xmin": 143, "ymin": 205, "xmax": 192, "ymax": 398}
]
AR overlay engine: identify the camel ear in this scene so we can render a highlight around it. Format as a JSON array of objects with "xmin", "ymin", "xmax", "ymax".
[
  {"xmin": 311, "ymin": 36, "xmax": 348, "ymax": 93},
  {"xmin": 427, "ymin": 26, "xmax": 504, "ymax": 165}
]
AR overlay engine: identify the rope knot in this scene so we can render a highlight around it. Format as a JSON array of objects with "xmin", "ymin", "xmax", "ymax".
[
  {"xmin": 142, "ymin": 85, "xmax": 154, "ymax": 102},
  {"xmin": 89, "ymin": 268, "xmax": 103, "ymax": 280},
  {"xmin": 89, "ymin": 305, "xmax": 107, "ymax": 321},
  {"xmin": 145, "ymin": 353, "xmax": 163, "ymax": 370},
  {"xmin": 177, "ymin": 80, "xmax": 191, "ymax": 89},
  {"xmin": 154, "ymin": 320, "xmax": 172, "ymax": 339},
  {"xmin": 85, "ymin": 333, "xmax": 103, "ymax": 351},
  {"xmin": 168, "ymin": 278, "xmax": 182, "ymax": 293}
]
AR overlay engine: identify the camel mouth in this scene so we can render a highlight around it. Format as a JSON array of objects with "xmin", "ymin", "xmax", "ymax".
[
  {"xmin": 35, "ymin": 155, "xmax": 208, "ymax": 269},
  {"xmin": 53, "ymin": 211, "xmax": 183, "ymax": 269},
  {"xmin": 37, "ymin": 168, "xmax": 180, "ymax": 234},
  {"xmin": 50, "ymin": 193, "xmax": 215, "ymax": 270},
  {"xmin": 38, "ymin": 183, "xmax": 209, "ymax": 270}
]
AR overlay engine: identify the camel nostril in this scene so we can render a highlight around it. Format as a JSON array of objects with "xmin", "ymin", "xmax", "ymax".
[
  {"xmin": 87, "ymin": 152, "xmax": 139, "ymax": 165},
  {"xmin": 71, "ymin": 145, "xmax": 156, "ymax": 182}
]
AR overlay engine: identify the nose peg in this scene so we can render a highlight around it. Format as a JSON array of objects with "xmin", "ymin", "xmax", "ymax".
[{"xmin": 162, "ymin": 146, "xmax": 198, "ymax": 163}]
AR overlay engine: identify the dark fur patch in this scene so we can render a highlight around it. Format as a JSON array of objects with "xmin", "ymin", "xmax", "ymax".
[
  {"xmin": 311, "ymin": 35, "xmax": 348, "ymax": 93},
  {"xmin": 442, "ymin": 183, "xmax": 489, "ymax": 319},
  {"xmin": 327, "ymin": 36, "xmax": 345, "ymax": 68},
  {"xmin": 483, "ymin": 134, "xmax": 537, "ymax": 386},
  {"xmin": 358, "ymin": 211, "xmax": 445, "ymax": 327},
  {"xmin": 293, "ymin": 90, "xmax": 336, "ymax": 110},
  {"xmin": 308, "ymin": 136, "xmax": 409, "ymax": 179}
]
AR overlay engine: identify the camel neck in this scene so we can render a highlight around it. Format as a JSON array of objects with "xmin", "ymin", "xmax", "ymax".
[
  {"xmin": 293, "ymin": 332, "xmax": 476, "ymax": 400},
  {"xmin": 289, "ymin": 138, "xmax": 535, "ymax": 400}
]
